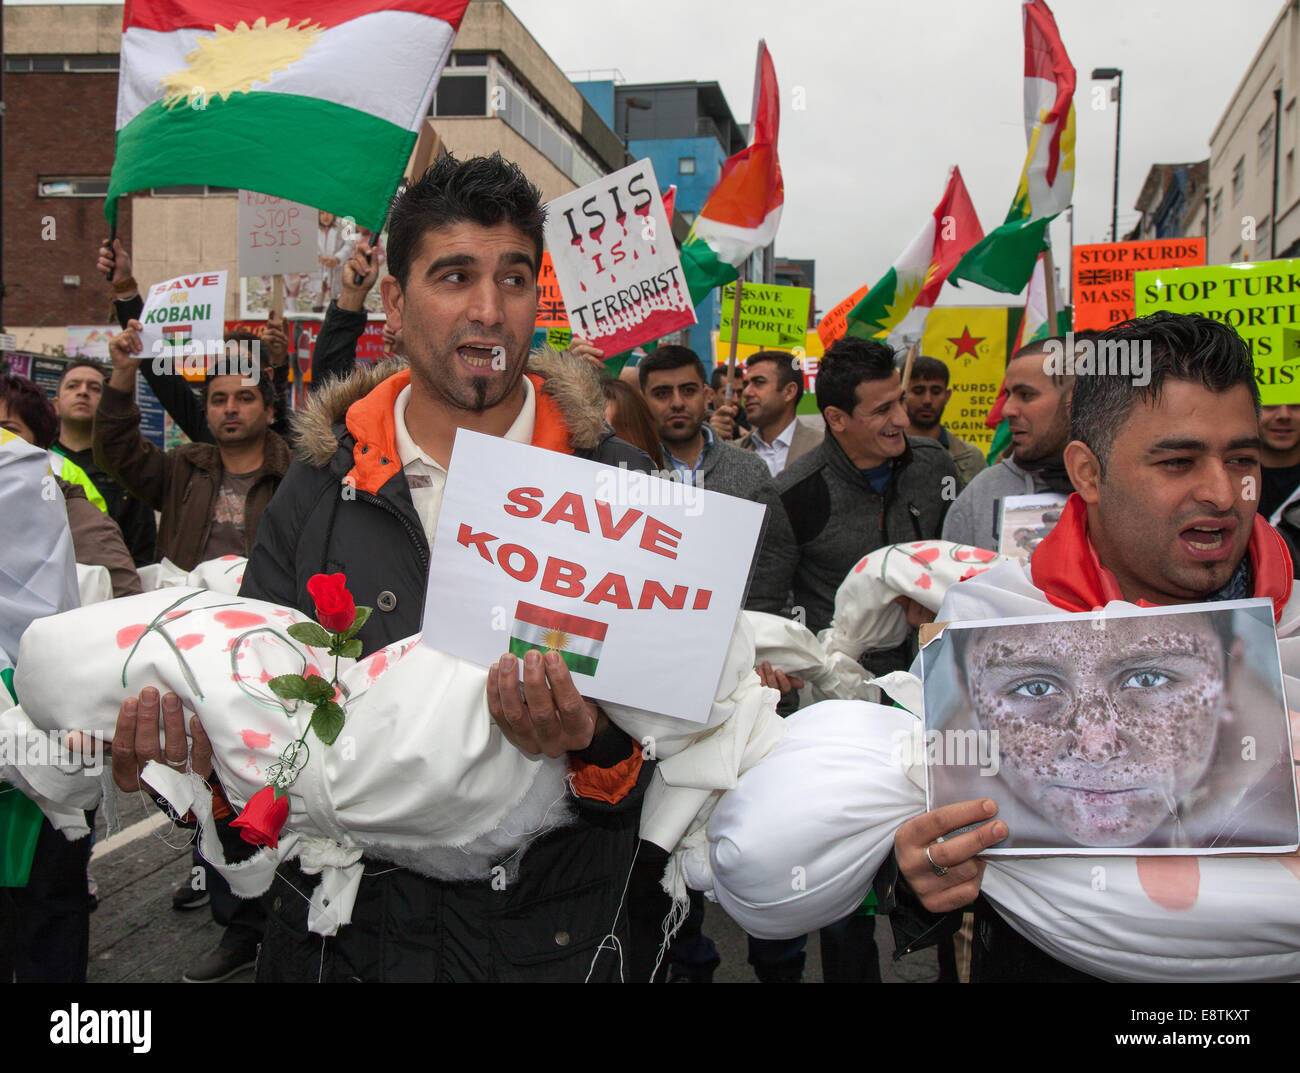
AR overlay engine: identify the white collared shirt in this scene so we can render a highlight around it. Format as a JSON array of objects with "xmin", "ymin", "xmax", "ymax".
[
  {"xmin": 750, "ymin": 416, "xmax": 798, "ymax": 477},
  {"xmin": 393, "ymin": 377, "xmax": 536, "ymax": 547}
]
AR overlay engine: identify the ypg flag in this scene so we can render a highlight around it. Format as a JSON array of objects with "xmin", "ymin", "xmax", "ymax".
[
  {"xmin": 838, "ymin": 165, "xmax": 983, "ymax": 342},
  {"xmin": 107, "ymin": 0, "xmax": 471, "ymax": 231},
  {"xmin": 680, "ymin": 41, "xmax": 784, "ymax": 306},
  {"xmin": 920, "ymin": 306, "xmax": 1010, "ymax": 455},
  {"xmin": 950, "ymin": 0, "xmax": 1076, "ymax": 294},
  {"xmin": 509, "ymin": 601, "xmax": 607, "ymax": 677}
]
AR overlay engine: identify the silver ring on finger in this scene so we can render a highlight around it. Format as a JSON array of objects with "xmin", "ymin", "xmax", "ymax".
[{"xmin": 925, "ymin": 844, "xmax": 948, "ymax": 878}]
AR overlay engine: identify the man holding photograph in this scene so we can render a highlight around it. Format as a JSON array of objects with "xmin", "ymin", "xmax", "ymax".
[{"xmin": 896, "ymin": 310, "xmax": 1300, "ymax": 980}]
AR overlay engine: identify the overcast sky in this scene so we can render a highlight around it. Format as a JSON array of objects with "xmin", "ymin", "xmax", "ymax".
[{"xmin": 508, "ymin": 0, "xmax": 1283, "ymax": 315}]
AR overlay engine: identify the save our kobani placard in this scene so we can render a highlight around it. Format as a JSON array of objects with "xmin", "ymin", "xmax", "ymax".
[
  {"xmin": 1134, "ymin": 259, "xmax": 1300, "ymax": 404},
  {"xmin": 543, "ymin": 158, "xmax": 695, "ymax": 356},
  {"xmin": 422, "ymin": 429, "xmax": 765, "ymax": 722},
  {"xmin": 138, "ymin": 271, "xmax": 228, "ymax": 363}
]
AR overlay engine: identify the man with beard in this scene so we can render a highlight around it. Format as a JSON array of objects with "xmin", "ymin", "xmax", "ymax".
[
  {"xmin": 941, "ymin": 337, "xmax": 1077, "ymax": 550},
  {"xmin": 904, "ymin": 355, "xmax": 985, "ymax": 488}
]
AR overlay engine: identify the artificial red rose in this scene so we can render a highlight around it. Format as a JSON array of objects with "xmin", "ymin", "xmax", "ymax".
[
  {"xmin": 231, "ymin": 785, "xmax": 291, "ymax": 849},
  {"xmin": 306, "ymin": 573, "xmax": 356, "ymax": 634}
]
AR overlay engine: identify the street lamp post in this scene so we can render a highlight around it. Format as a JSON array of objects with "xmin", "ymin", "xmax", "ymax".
[
  {"xmin": 1092, "ymin": 67, "xmax": 1123, "ymax": 242},
  {"xmin": 622, "ymin": 96, "xmax": 651, "ymax": 156}
]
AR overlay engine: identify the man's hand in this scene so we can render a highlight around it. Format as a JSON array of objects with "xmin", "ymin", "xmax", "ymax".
[
  {"xmin": 262, "ymin": 310, "xmax": 288, "ymax": 367},
  {"xmin": 108, "ymin": 319, "xmax": 145, "ymax": 390},
  {"xmin": 111, "ymin": 687, "xmax": 213, "ymax": 794},
  {"xmin": 568, "ymin": 335, "xmax": 605, "ymax": 372},
  {"xmin": 710, "ymin": 402, "xmax": 740, "ymax": 440},
  {"xmin": 757, "ymin": 660, "xmax": 804, "ymax": 694},
  {"xmin": 894, "ymin": 595, "xmax": 937, "ymax": 629},
  {"xmin": 382, "ymin": 324, "xmax": 401, "ymax": 355},
  {"xmin": 486, "ymin": 649, "xmax": 608, "ymax": 758},
  {"xmin": 99, "ymin": 238, "xmax": 137, "ymax": 297},
  {"xmin": 894, "ymin": 798, "xmax": 1008, "ymax": 913},
  {"xmin": 338, "ymin": 240, "xmax": 380, "ymax": 312}
]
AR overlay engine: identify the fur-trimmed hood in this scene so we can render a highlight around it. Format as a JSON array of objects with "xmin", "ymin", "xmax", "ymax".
[{"xmin": 291, "ymin": 347, "xmax": 609, "ymax": 468}]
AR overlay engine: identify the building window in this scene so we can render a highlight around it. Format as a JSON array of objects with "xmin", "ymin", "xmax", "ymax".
[
  {"xmin": 433, "ymin": 74, "xmax": 487, "ymax": 117},
  {"xmin": 1212, "ymin": 189, "xmax": 1222, "ymax": 226},
  {"xmin": 38, "ymin": 177, "xmax": 110, "ymax": 198},
  {"xmin": 488, "ymin": 62, "xmax": 603, "ymax": 188},
  {"xmin": 451, "ymin": 52, "xmax": 488, "ymax": 67},
  {"xmin": 678, "ymin": 157, "xmax": 696, "ymax": 175},
  {"xmin": 1232, "ymin": 157, "xmax": 1245, "ymax": 204},
  {"xmin": 5, "ymin": 54, "xmax": 119, "ymax": 72},
  {"xmin": 149, "ymin": 185, "xmax": 235, "ymax": 196},
  {"xmin": 1258, "ymin": 214, "xmax": 1272, "ymax": 257},
  {"xmin": 1260, "ymin": 117, "xmax": 1275, "ymax": 165}
]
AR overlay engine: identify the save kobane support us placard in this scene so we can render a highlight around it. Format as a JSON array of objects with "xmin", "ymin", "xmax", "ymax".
[
  {"xmin": 1134, "ymin": 259, "xmax": 1300, "ymax": 404},
  {"xmin": 919, "ymin": 306, "xmax": 1010, "ymax": 455},
  {"xmin": 719, "ymin": 282, "xmax": 812, "ymax": 349},
  {"xmin": 138, "ymin": 272, "xmax": 229, "ymax": 366},
  {"xmin": 422, "ymin": 430, "xmax": 765, "ymax": 723},
  {"xmin": 544, "ymin": 159, "xmax": 695, "ymax": 356},
  {"xmin": 1072, "ymin": 238, "xmax": 1205, "ymax": 331},
  {"xmin": 237, "ymin": 191, "xmax": 318, "ymax": 277}
]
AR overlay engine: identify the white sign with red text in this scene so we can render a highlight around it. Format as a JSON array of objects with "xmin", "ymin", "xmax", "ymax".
[
  {"xmin": 138, "ymin": 271, "xmax": 228, "ymax": 364},
  {"xmin": 422, "ymin": 429, "xmax": 764, "ymax": 722},
  {"xmin": 543, "ymin": 158, "xmax": 695, "ymax": 356},
  {"xmin": 237, "ymin": 191, "xmax": 318, "ymax": 277}
]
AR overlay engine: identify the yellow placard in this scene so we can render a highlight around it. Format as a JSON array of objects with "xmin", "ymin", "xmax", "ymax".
[{"xmin": 919, "ymin": 307, "xmax": 1010, "ymax": 454}]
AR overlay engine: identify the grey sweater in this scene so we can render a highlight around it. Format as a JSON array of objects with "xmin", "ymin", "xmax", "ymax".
[{"xmin": 940, "ymin": 455, "xmax": 1050, "ymax": 551}]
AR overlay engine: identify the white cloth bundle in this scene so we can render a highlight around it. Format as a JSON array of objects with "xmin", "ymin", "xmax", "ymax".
[
  {"xmin": 2, "ymin": 588, "xmax": 786, "ymax": 932},
  {"xmin": 137, "ymin": 555, "xmax": 247, "ymax": 595}
]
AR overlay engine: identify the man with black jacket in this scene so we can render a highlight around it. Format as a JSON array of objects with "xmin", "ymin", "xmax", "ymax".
[{"xmin": 110, "ymin": 153, "xmax": 656, "ymax": 982}]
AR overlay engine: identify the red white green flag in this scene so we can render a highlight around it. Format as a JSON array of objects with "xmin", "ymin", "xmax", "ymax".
[
  {"xmin": 949, "ymin": 0, "xmax": 1077, "ymax": 294},
  {"xmin": 508, "ymin": 601, "xmax": 607, "ymax": 677},
  {"xmin": 832, "ymin": 165, "xmax": 983, "ymax": 343},
  {"xmin": 107, "ymin": 0, "xmax": 470, "ymax": 231},
  {"xmin": 680, "ymin": 41, "xmax": 784, "ymax": 307}
]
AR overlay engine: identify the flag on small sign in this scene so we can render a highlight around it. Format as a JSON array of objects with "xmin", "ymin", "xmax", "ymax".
[{"xmin": 508, "ymin": 601, "xmax": 607, "ymax": 677}]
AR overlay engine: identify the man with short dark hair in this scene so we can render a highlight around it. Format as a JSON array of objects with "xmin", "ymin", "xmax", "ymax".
[
  {"xmin": 896, "ymin": 311, "xmax": 1294, "ymax": 981},
  {"xmin": 904, "ymin": 355, "xmax": 985, "ymax": 487},
  {"xmin": 727, "ymin": 350, "xmax": 824, "ymax": 477},
  {"xmin": 638, "ymin": 345, "xmax": 795, "ymax": 615},
  {"xmin": 49, "ymin": 358, "xmax": 157, "ymax": 566},
  {"xmin": 1259, "ymin": 405, "xmax": 1300, "ymax": 521},
  {"xmin": 941, "ymin": 337, "xmax": 1075, "ymax": 550},
  {"xmin": 707, "ymin": 361, "xmax": 751, "ymax": 440}
]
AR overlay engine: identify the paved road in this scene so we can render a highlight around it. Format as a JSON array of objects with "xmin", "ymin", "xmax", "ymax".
[{"xmin": 88, "ymin": 801, "xmax": 937, "ymax": 984}]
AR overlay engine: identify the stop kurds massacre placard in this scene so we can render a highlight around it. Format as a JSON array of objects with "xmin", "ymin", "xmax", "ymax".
[{"xmin": 422, "ymin": 430, "xmax": 765, "ymax": 722}]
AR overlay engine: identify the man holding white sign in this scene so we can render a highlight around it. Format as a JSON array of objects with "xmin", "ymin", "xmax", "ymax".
[{"xmin": 110, "ymin": 153, "xmax": 665, "ymax": 982}]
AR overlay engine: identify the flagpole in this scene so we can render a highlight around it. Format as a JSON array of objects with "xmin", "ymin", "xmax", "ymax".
[
  {"xmin": 1042, "ymin": 245, "xmax": 1059, "ymax": 335},
  {"xmin": 900, "ymin": 340, "xmax": 918, "ymax": 393},
  {"xmin": 725, "ymin": 268, "xmax": 744, "ymax": 405}
]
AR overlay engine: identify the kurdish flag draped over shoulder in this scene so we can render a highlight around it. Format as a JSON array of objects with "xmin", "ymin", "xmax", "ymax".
[
  {"xmin": 107, "ymin": 0, "xmax": 470, "ymax": 231},
  {"xmin": 840, "ymin": 166, "xmax": 983, "ymax": 341},
  {"xmin": 680, "ymin": 41, "xmax": 784, "ymax": 307},
  {"xmin": 948, "ymin": 0, "xmax": 1076, "ymax": 294}
]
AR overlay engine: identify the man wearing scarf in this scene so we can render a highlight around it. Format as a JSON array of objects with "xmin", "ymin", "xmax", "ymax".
[
  {"xmin": 941, "ymin": 336, "xmax": 1079, "ymax": 551},
  {"xmin": 896, "ymin": 310, "xmax": 1298, "ymax": 981}
]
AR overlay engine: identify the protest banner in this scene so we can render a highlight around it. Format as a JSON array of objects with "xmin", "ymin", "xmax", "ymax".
[
  {"xmin": 921, "ymin": 599, "xmax": 1299, "ymax": 855},
  {"xmin": 138, "ymin": 271, "xmax": 229, "ymax": 369},
  {"xmin": 1072, "ymin": 238, "xmax": 1205, "ymax": 331},
  {"xmin": 543, "ymin": 159, "xmax": 695, "ymax": 356},
  {"xmin": 65, "ymin": 326, "xmax": 116, "ymax": 362},
  {"xmin": 422, "ymin": 430, "xmax": 765, "ymax": 722},
  {"xmin": 536, "ymin": 251, "xmax": 569, "ymax": 329},
  {"xmin": 817, "ymin": 282, "xmax": 870, "ymax": 348},
  {"xmin": 237, "ymin": 191, "xmax": 318, "ymax": 278},
  {"xmin": 1134, "ymin": 259, "xmax": 1300, "ymax": 404},
  {"xmin": 711, "ymin": 329, "xmax": 822, "ymax": 415},
  {"xmin": 718, "ymin": 281, "xmax": 812, "ymax": 349},
  {"xmin": 1, "ymin": 351, "xmax": 33, "ymax": 379},
  {"xmin": 919, "ymin": 306, "xmax": 1010, "ymax": 454}
]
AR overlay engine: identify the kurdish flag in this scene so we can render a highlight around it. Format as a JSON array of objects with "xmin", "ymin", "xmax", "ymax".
[
  {"xmin": 838, "ymin": 166, "xmax": 983, "ymax": 342},
  {"xmin": 509, "ymin": 601, "xmax": 607, "ymax": 678},
  {"xmin": 680, "ymin": 41, "xmax": 784, "ymax": 307},
  {"xmin": 107, "ymin": 0, "xmax": 471, "ymax": 231},
  {"xmin": 949, "ymin": 0, "xmax": 1076, "ymax": 295}
]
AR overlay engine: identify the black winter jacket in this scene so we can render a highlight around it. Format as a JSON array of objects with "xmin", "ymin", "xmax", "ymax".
[{"xmin": 240, "ymin": 352, "xmax": 657, "ymax": 981}]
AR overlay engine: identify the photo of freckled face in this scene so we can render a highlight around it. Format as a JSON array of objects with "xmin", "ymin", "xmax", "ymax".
[{"xmin": 961, "ymin": 615, "xmax": 1225, "ymax": 848}]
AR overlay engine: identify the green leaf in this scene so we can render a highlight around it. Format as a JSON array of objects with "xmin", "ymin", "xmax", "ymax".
[
  {"xmin": 287, "ymin": 622, "xmax": 333, "ymax": 649},
  {"xmin": 310, "ymin": 701, "xmax": 346, "ymax": 746},
  {"xmin": 341, "ymin": 638, "xmax": 364, "ymax": 659},
  {"xmin": 268, "ymin": 674, "xmax": 308, "ymax": 701},
  {"xmin": 343, "ymin": 606, "xmax": 373, "ymax": 640},
  {"xmin": 302, "ymin": 675, "xmax": 335, "ymax": 704}
]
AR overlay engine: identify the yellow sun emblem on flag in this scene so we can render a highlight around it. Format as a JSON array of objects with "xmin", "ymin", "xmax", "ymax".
[
  {"xmin": 874, "ymin": 273, "xmax": 925, "ymax": 337},
  {"xmin": 540, "ymin": 628, "xmax": 570, "ymax": 652},
  {"xmin": 160, "ymin": 17, "xmax": 324, "ymax": 109}
]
